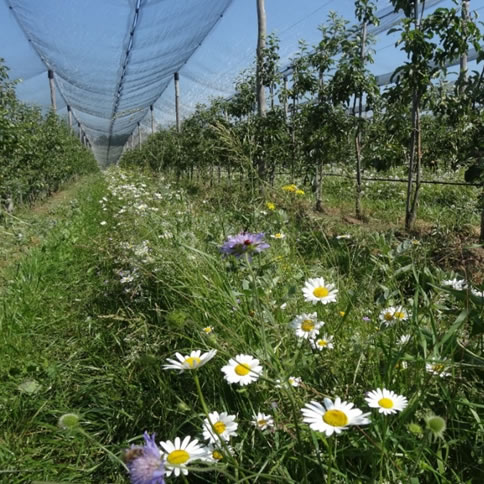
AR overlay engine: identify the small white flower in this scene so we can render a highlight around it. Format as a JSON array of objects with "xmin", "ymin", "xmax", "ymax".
[
  {"xmin": 291, "ymin": 312, "xmax": 324, "ymax": 339},
  {"xmin": 301, "ymin": 398, "xmax": 370, "ymax": 436},
  {"xmin": 471, "ymin": 288, "xmax": 484, "ymax": 298},
  {"xmin": 365, "ymin": 388, "xmax": 408, "ymax": 415},
  {"xmin": 159, "ymin": 436, "xmax": 210, "ymax": 477},
  {"xmin": 206, "ymin": 444, "xmax": 233, "ymax": 462},
  {"xmin": 426, "ymin": 361, "xmax": 451, "ymax": 377},
  {"xmin": 162, "ymin": 350, "xmax": 217, "ymax": 372},
  {"xmin": 398, "ymin": 334, "xmax": 411, "ymax": 345},
  {"xmin": 221, "ymin": 354, "xmax": 262, "ymax": 386},
  {"xmin": 379, "ymin": 306, "xmax": 408, "ymax": 326},
  {"xmin": 202, "ymin": 326, "xmax": 214, "ymax": 334},
  {"xmin": 202, "ymin": 411, "xmax": 238, "ymax": 443},
  {"xmin": 252, "ymin": 412, "xmax": 274, "ymax": 430},
  {"xmin": 100, "ymin": 221, "xmax": 107, "ymax": 226},
  {"xmin": 302, "ymin": 277, "xmax": 338, "ymax": 305},
  {"xmin": 270, "ymin": 233, "xmax": 286, "ymax": 239},
  {"xmin": 442, "ymin": 278, "xmax": 467, "ymax": 291},
  {"xmin": 310, "ymin": 334, "xmax": 334, "ymax": 350},
  {"xmin": 288, "ymin": 376, "xmax": 302, "ymax": 387},
  {"xmin": 336, "ymin": 234, "xmax": 351, "ymax": 240}
]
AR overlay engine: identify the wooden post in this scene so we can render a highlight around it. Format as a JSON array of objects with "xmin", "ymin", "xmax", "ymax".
[
  {"xmin": 67, "ymin": 105, "xmax": 72, "ymax": 132},
  {"xmin": 355, "ymin": 21, "xmax": 367, "ymax": 219},
  {"xmin": 174, "ymin": 72, "xmax": 180, "ymax": 132},
  {"xmin": 150, "ymin": 104, "xmax": 154, "ymax": 134},
  {"xmin": 48, "ymin": 69, "xmax": 56, "ymax": 112},
  {"xmin": 78, "ymin": 122, "xmax": 82, "ymax": 141},
  {"xmin": 256, "ymin": 0, "xmax": 267, "ymax": 118},
  {"xmin": 283, "ymin": 76, "xmax": 288, "ymax": 119},
  {"xmin": 459, "ymin": 0, "xmax": 470, "ymax": 92},
  {"xmin": 138, "ymin": 122, "xmax": 141, "ymax": 147}
]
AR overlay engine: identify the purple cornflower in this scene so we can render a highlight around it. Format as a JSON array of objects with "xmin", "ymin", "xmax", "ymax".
[
  {"xmin": 220, "ymin": 232, "xmax": 269, "ymax": 259},
  {"xmin": 124, "ymin": 432, "xmax": 165, "ymax": 484}
]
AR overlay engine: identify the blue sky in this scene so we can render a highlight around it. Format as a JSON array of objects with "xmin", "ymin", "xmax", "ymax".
[{"xmin": 1, "ymin": 0, "xmax": 482, "ymax": 159}]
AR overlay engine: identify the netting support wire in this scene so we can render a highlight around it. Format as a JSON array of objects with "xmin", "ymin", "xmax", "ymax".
[
  {"xmin": 48, "ymin": 69, "xmax": 56, "ymax": 112},
  {"xmin": 174, "ymin": 72, "xmax": 181, "ymax": 132},
  {"xmin": 320, "ymin": 172, "xmax": 483, "ymax": 187},
  {"xmin": 67, "ymin": 105, "xmax": 72, "ymax": 132},
  {"xmin": 150, "ymin": 105, "xmax": 154, "ymax": 134}
]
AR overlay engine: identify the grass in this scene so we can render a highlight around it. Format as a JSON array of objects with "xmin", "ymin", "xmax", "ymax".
[{"xmin": 0, "ymin": 166, "xmax": 483, "ymax": 483}]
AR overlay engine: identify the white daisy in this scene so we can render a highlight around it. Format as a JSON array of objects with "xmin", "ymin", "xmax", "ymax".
[
  {"xmin": 206, "ymin": 444, "xmax": 233, "ymax": 462},
  {"xmin": 162, "ymin": 349, "xmax": 217, "ymax": 372},
  {"xmin": 442, "ymin": 278, "xmax": 467, "ymax": 291},
  {"xmin": 425, "ymin": 361, "xmax": 451, "ymax": 377},
  {"xmin": 221, "ymin": 354, "xmax": 262, "ymax": 386},
  {"xmin": 202, "ymin": 326, "xmax": 214, "ymax": 334},
  {"xmin": 159, "ymin": 436, "xmax": 210, "ymax": 477},
  {"xmin": 291, "ymin": 312, "xmax": 324, "ymax": 339},
  {"xmin": 252, "ymin": 412, "xmax": 274, "ymax": 430},
  {"xmin": 270, "ymin": 233, "xmax": 286, "ymax": 239},
  {"xmin": 202, "ymin": 411, "xmax": 238, "ymax": 443},
  {"xmin": 365, "ymin": 388, "xmax": 408, "ymax": 415},
  {"xmin": 310, "ymin": 334, "xmax": 334, "ymax": 350},
  {"xmin": 302, "ymin": 277, "xmax": 338, "ymax": 305},
  {"xmin": 379, "ymin": 306, "xmax": 408, "ymax": 326},
  {"xmin": 301, "ymin": 398, "xmax": 370, "ymax": 436}
]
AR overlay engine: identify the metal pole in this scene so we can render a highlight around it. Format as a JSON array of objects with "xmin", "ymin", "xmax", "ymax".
[
  {"xmin": 78, "ymin": 122, "xmax": 82, "ymax": 141},
  {"xmin": 174, "ymin": 72, "xmax": 180, "ymax": 132},
  {"xmin": 48, "ymin": 69, "xmax": 56, "ymax": 112},
  {"xmin": 138, "ymin": 121, "xmax": 141, "ymax": 147}
]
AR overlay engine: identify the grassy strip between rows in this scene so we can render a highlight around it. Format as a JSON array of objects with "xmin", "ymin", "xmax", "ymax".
[{"xmin": 0, "ymin": 167, "xmax": 483, "ymax": 483}]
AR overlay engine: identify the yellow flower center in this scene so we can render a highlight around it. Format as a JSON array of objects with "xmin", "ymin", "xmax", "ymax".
[
  {"xmin": 384, "ymin": 312, "xmax": 393, "ymax": 321},
  {"xmin": 212, "ymin": 450, "xmax": 223, "ymax": 460},
  {"xmin": 301, "ymin": 319, "xmax": 315, "ymax": 332},
  {"xmin": 313, "ymin": 287, "xmax": 329, "ymax": 298},
  {"xmin": 433, "ymin": 364, "xmax": 444, "ymax": 372},
  {"xmin": 203, "ymin": 327, "xmax": 212, "ymax": 333},
  {"xmin": 167, "ymin": 449, "xmax": 190, "ymax": 465},
  {"xmin": 378, "ymin": 397, "xmax": 394, "ymax": 409},
  {"xmin": 323, "ymin": 409, "xmax": 348, "ymax": 427},
  {"xmin": 394, "ymin": 311, "xmax": 405, "ymax": 320},
  {"xmin": 318, "ymin": 339, "xmax": 328, "ymax": 347},
  {"xmin": 213, "ymin": 421, "xmax": 226, "ymax": 434},
  {"xmin": 339, "ymin": 311, "xmax": 345, "ymax": 317},
  {"xmin": 184, "ymin": 356, "xmax": 201, "ymax": 368},
  {"xmin": 274, "ymin": 233, "xmax": 283, "ymax": 238},
  {"xmin": 235, "ymin": 363, "xmax": 250, "ymax": 376},
  {"xmin": 258, "ymin": 419, "xmax": 267, "ymax": 427}
]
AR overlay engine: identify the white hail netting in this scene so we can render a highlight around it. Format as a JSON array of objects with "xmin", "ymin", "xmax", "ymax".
[
  {"xmin": 0, "ymin": 0, "xmax": 481, "ymax": 165},
  {"xmin": 2, "ymin": 0, "xmax": 233, "ymax": 165}
]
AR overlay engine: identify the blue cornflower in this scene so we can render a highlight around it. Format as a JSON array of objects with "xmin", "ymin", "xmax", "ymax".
[
  {"xmin": 220, "ymin": 232, "xmax": 269, "ymax": 259},
  {"xmin": 124, "ymin": 432, "xmax": 165, "ymax": 484}
]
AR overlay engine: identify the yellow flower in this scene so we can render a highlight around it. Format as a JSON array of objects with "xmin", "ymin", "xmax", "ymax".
[
  {"xmin": 282, "ymin": 184, "xmax": 297, "ymax": 192},
  {"xmin": 295, "ymin": 189, "xmax": 305, "ymax": 195},
  {"xmin": 266, "ymin": 202, "xmax": 276, "ymax": 210},
  {"xmin": 339, "ymin": 311, "xmax": 345, "ymax": 317}
]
